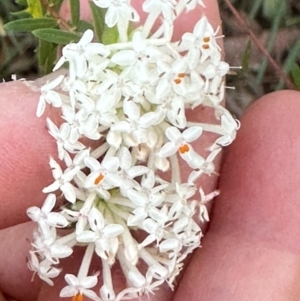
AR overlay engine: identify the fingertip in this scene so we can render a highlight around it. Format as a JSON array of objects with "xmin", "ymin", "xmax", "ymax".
[
  {"xmin": 215, "ymin": 89, "xmax": 300, "ymax": 244},
  {"xmin": 174, "ymin": 90, "xmax": 300, "ymax": 300},
  {"xmin": 0, "ymin": 81, "xmax": 56, "ymax": 228}
]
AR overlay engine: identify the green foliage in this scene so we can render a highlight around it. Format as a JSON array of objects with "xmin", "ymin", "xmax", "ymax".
[
  {"xmin": 4, "ymin": 18, "xmax": 58, "ymax": 31},
  {"xmin": 291, "ymin": 64, "xmax": 300, "ymax": 90},
  {"xmin": 26, "ymin": 0, "xmax": 43, "ymax": 18},
  {"xmin": 89, "ymin": 1, "xmax": 105, "ymax": 42},
  {"xmin": 69, "ymin": 0, "xmax": 80, "ymax": 27},
  {"xmin": 3, "ymin": 0, "xmax": 112, "ymax": 77},
  {"xmin": 262, "ymin": 0, "xmax": 287, "ymax": 20},
  {"xmin": 33, "ymin": 28, "xmax": 80, "ymax": 44},
  {"xmin": 38, "ymin": 39, "xmax": 57, "ymax": 75},
  {"xmin": 241, "ymin": 40, "xmax": 251, "ymax": 72}
]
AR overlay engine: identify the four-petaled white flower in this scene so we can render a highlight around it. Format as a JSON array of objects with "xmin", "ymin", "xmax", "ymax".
[
  {"xmin": 27, "ymin": 251, "xmax": 61, "ymax": 286},
  {"xmin": 77, "ymin": 207, "xmax": 124, "ymax": 264},
  {"xmin": 27, "ymin": 194, "xmax": 69, "ymax": 233},
  {"xmin": 143, "ymin": 0, "xmax": 177, "ymax": 22},
  {"xmin": 36, "ymin": 75, "xmax": 64, "ymax": 117},
  {"xmin": 158, "ymin": 126, "xmax": 203, "ymax": 160},
  {"xmin": 43, "ymin": 157, "xmax": 79, "ymax": 203},
  {"xmin": 60, "ymin": 274, "xmax": 101, "ymax": 301},
  {"xmin": 93, "ymin": 0, "xmax": 139, "ymax": 28}
]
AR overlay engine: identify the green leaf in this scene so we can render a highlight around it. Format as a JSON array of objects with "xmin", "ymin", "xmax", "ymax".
[
  {"xmin": 16, "ymin": 0, "xmax": 28, "ymax": 5},
  {"xmin": 26, "ymin": 0, "xmax": 43, "ymax": 18},
  {"xmin": 49, "ymin": 0, "xmax": 65, "ymax": 11},
  {"xmin": 102, "ymin": 24, "xmax": 119, "ymax": 45},
  {"xmin": 89, "ymin": 1, "xmax": 105, "ymax": 42},
  {"xmin": 77, "ymin": 20, "xmax": 94, "ymax": 33},
  {"xmin": 69, "ymin": 0, "xmax": 80, "ymax": 28},
  {"xmin": 4, "ymin": 18, "xmax": 58, "ymax": 32},
  {"xmin": 262, "ymin": 0, "xmax": 286, "ymax": 20},
  {"xmin": 241, "ymin": 40, "xmax": 251, "ymax": 72},
  {"xmin": 291, "ymin": 64, "xmax": 300, "ymax": 90},
  {"xmin": 10, "ymin": 10, "xmax": 31, "ymax": 19},
  {"xmin": 38, "ymin": 39, "xmax": 58, "ymax": 75},
  {"xmin": 32, "ymin": 28, "xmax": 80, "ymax": 44}
]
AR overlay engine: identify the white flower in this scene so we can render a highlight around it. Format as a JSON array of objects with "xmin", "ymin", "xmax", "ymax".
[
  {"xmin": 84, "ymin": 156, "xmax": 121, "ymax": 199},
  {"xmin": 36, "ymin": 75, "xmax": 64, "ymax": 117},
  {"xmin": 158, "ymin": 126, "xmax": 203, "ymax": 158},
  {"xmin": 27, "ymin": 194, "xmax": 69, "ymax": 231},
  {"xmin": 117, "ymin": 146, "xmax": 149, "ymax": 196},
  {"xmin": 43, "ymin": 157, "xmax": 79, "ymax": 203},
  {"xmin": 93, "ymin": 0, "xmax": 139, "ymax": 28},
  {"xmin": 46, "ymin": 118, "xmax": 85, "ymax": 159},
  {"xmin": 60, "ymin": 274, "xmax": 101, "ymax": 301},
  {"xmin": 198, "ymin": 188, "xmax": 219, "ymax": 222},
  {"xmin": 32, "ymin": 226, "xmax": 73, "ymax": 264},
  {"xmin": 109, "ymin": 100, "xmax": 160, "ymax": 147},
  {"xmin": 143, "ymin": 0, "xmax": 177, "ymax": 22},
  {"xmin": 77, "ymin": 207, "xmax": 124, "ymax": 263},
  {"xmin": 180, "ymin": 16, "xmax": 220, "ymax": 68},
  {"xmin": 54, "ymin": 30, "xmax": 110, "ymax": 80},
  {"xmin": 214, "ymin": 107, "xmax": 240, "ymax": 147},
  {"xmin": 27, "ymin": 252, "xmax": 61, "ymax": 286},
  {"xmin": 188, "ymin": 148, "xmax": 222, "ymax": 183},
  {"xmin": 139, "ymin": 206, "xmax": 169, "ymax": 248},
  {"xmin": 111, "ymin": 31, "xmax": 169, "ymax": 70},
  {"xmin": 127, "ymin": 171, "xmax": 167, "ymax": 226}
]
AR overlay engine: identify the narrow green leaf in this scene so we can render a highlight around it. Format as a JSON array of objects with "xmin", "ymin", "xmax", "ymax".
[
  {"xmin": 32, "ymin": 28, "xmax": 80, "ymax": 44},
  {"xmin": 89, "ymin": 1, "xmax": 105, "ymax": 42},
  {"xmin": 77, "ymin": 20, "xmax": 94, "ymax": 33},
  {"xmin": 241, "ymin": 40, "xmax": 251, "ymax": 72},
  {"xmin": 69, "ymin": 0, "xmax": 80, "ymax": 28},
  {"xmin": 102, "ymin": 24, "xmax": 119, "ymax": 45},
  {"xmin": 49, "ymin": 0, "xmax": 65, "ymax": 11},
  {"xmin": 10, "ymin": 10, "xmax": 31, "ymax": 19},
  {"xmin": 256, "ymin": 0, "xmax": 285, "ymax": 85},
  {"xmin": 16, "ymin": 0, "xmax": 28, "ymax": 5},
  {"xmin": 4, "ymin": 18, "xmax": 58, "ymax": 32},
  {"xmin": 26, "ymin": 0, "xmax": 43, "ymax": 18},
  {"xmin": 276, "ymin": 39, "xmax": 300, "ymax": 90},
  {"xmin": 291, "ymin": 64, "xmax": 300, "ymax": 91},
  {"xmin": 262, "ymin": 0, "xmax": 286, "ymax": 20},
  {"xmin": 38, "ymin": 39, "xmax": 58, "ymax": 75}
]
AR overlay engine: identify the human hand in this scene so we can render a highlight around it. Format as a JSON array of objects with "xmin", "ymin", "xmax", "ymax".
[{"xmin": 1, "ymin": 1, "xmax": 300, "ymax": 301}]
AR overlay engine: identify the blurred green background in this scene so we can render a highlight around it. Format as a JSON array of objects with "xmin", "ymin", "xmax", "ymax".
[
  {"xmin": 0, "ymin": 0, "xmax": 38, "ymax": 81},
  {"xmin": 1, "ymin": 0, "xmax": 300, "ymax": 116}
]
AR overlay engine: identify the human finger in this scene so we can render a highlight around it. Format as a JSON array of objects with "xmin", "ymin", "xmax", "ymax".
[{"xmin": 174, "ymin": 90, "xmax": 300, "ymax": 300}]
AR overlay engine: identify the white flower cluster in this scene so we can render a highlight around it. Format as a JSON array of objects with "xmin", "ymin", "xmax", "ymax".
[{"xmin": 27, "ymin": 1, "xmax": 239, "ymax": 300}]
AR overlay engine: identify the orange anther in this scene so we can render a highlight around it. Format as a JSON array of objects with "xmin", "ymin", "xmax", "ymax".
[
  {"xmin": 174, "ymin": 78, "xmax": 181, "ymax": 84},
  {"xmin": 178, "ymin": 73, "xmax": 186, "ymax": 78},
  {"xmin": 202, "ymin": 44, "xmax": 210, "ymax": 50},
  {"xmin": 203, "ymin": 37, "xmax": 210, "ymax": 43},
  {"xmin": 179, "ymin": 144, "xmax": 190, "ymax": 154},
  {"xmin": 94, "ymin": 174, "xmax": 104, "ymax": 185},
  {"xmin": 72, "ymin": 293, "xmax": 83, "ymax": 301}
]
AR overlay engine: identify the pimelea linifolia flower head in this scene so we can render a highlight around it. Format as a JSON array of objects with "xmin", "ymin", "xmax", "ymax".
[{"xmin": 27, "ymin": 1, "xmax": 240, "ymax": 300}]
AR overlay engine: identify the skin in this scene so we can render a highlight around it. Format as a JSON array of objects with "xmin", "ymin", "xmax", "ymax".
[{"xmin": 1, "ymin": 1, "xmax": 300, "ymax": 300}]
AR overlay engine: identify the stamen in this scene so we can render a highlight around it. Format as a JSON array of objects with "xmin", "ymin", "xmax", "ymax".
[
  {"xmin": 202, "ymin": 44, "xmax": 210, "ymax": 50},
  {"xmin": 174, "ymin": 78, "xmax": 181, "ymax": 84},
  {"xmin": 94, "ymin": 174, "xmax": 104, "ymax": 185},
  {"xmin": 203, "ymin": 37, "xmax": 210, "ymax": 43},
  {"xmin": 179, "ymin": 144, "xmax": 189, "ymax": 154},
  {"xmin": 178, "ymin": 73, "xmax": 186, "ymax": 78},
  {"xmin": 72, "ymin": 293, "xmax": 83, "ymax": 301}
]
